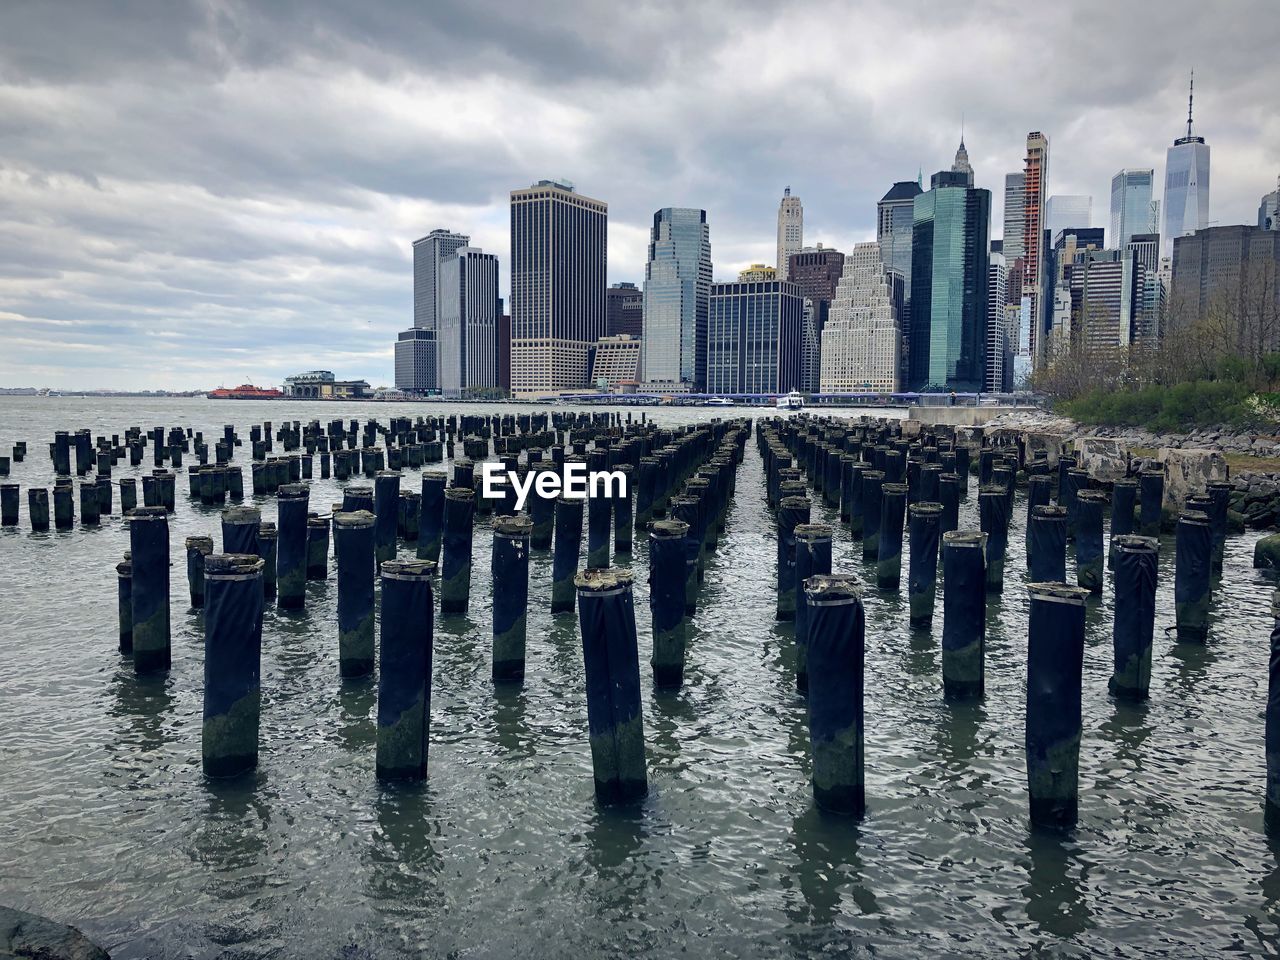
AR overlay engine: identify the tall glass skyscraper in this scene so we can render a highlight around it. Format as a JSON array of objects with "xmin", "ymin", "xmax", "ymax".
[
  {"xmin": 642, "ymin": 208, "xmax": 712, "ymax": 389},
  {"xmin": 877, "ymin": 182, "xmax": 922, "ymax": 288},
  {"xmin": 1163, "ymin": 76, "xmax": 1210, "ymax": 256},
  {"xmin": 909, "ymin": 169, "xmax": 991, "ymax": 392},
  {"xmin": 1046, "ymin": 195, "xmax": 1093, "ymax": 240},
  {"xmin": 1110, "ymin": 169, "xmax": 1158, "ymax": 247}
]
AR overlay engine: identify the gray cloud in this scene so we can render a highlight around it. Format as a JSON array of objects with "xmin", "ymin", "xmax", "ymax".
[{"xmin": 1, "ymin": 0, "xmax": 1277, "ymax": 389}]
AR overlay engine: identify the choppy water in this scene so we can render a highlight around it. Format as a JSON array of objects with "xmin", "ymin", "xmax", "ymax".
[{"xmin": 1, "ymin": 397, "xmax": 1279, "ymax": 958}]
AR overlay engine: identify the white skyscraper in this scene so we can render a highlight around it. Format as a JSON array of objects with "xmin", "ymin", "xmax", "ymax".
[
  {"xmin": 821, "ymin": 242, "xmax": 900, "ymax": 393},
  {"xmin": 776, "ymin": 187, "xmax": 803, "ymax": 280},
  {"xmin": 1162, "ymin": 74, "xmax": 1210, "ymax": 256}
]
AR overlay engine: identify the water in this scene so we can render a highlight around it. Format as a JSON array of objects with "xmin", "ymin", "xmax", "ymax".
[{"xmin": 1, "ymin": 397, "xmax": 1278, "ymax": 958}]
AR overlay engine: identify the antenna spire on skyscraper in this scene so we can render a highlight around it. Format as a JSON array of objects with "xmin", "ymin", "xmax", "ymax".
[{"xmin": 1187, "ymin": 70, "xmax": 1195, "ymax": 140}]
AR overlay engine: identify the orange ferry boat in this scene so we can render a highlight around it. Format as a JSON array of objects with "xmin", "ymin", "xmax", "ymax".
[{"xmin": 207, "ymin": 383, "xmax": 284, "ymax": 400}]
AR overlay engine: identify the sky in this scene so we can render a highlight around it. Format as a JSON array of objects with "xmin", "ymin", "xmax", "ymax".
[{"xmin": 1, "ymin": 0, "xmax": 1277, "ymax": 391}]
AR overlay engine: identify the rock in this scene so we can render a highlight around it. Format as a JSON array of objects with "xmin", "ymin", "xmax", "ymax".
[
  {"xmin": 1227, "ymin": 508, "xmax": 1246, "ymax": 533},
  {"xmin": 1256, "ymin": 534, "xmax": 1280, "ymax": 569},
  {"xmin": 1024, "ymin": 431, "xmax": 1070, "ymax": 467},
  {"xmin": 1158, "ymin": 447, "xmax": 1230, "ymax": 512},
  {"xmin": 1073, "ymin": 437, "xmax": 1129, "ymax": 482},
  {"xmin": 0, "ymin": 905, "xmax": 110, "ymax": 959}
]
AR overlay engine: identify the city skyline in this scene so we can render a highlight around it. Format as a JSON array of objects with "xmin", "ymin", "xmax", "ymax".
[{"xmin": 1, "ymin": 1, "xmax": 1278, "ymax": 389}]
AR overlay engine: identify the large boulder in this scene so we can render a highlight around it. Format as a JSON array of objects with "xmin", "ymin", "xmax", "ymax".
[
  {"xmin": 1, "ymin": 905, "xmax": 110, "ymax": 959},
  {"xmin": 1024, "ymin": 431, "xmax": 1071, "ymax": 467},
  {"xmin": 1158, "ymin": 447, "xmax": 1229, "ymax": 511},
  {"xmin": 1073, "ymin": 437, "xmax": 1129, "ymax": 482},
  {"xmin": 1255, "ymin": 533, "xmax": 1280, "ymax": 569}
]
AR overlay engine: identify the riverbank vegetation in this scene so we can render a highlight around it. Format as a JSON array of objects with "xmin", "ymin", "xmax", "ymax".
[{"xmin": 1033, "ymin": 267, "xmax": 1280, "ymax": 432}]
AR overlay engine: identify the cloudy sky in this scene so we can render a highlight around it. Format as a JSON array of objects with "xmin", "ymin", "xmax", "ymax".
[{"xmin": 1, "ymin": 0, "xmax": 1277, "ymax": 390}]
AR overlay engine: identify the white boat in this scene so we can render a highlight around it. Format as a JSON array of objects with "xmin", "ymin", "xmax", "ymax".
[
  {"xmin": 705, "ymin": 397, "xmax": 736, "ymax": 407},
  {"xmin": 775, "ymin": 390, "xmax": 804, "ymax": 411}
]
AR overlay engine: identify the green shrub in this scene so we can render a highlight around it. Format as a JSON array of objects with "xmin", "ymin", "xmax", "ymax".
[{"xmin": 1061, "ymin": 380, "xmax": 1262, "ymax": 431}]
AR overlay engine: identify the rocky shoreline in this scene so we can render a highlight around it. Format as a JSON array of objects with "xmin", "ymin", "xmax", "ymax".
[{"xmin": 961, "ymin": 409, "xmax": 1280, "ymax": 565}]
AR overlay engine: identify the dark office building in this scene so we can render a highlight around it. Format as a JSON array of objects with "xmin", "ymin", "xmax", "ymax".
[
  {"xmin": 1171, "ymin": 225, "xmax": 1280, "ymax": 346},
  {"xmin": 606, "ymin": 281, "xmax": 644, "ymax": 338},
  {"xmin": 706, "ymin": 280, "xmax": 805, "ymax": 394}
]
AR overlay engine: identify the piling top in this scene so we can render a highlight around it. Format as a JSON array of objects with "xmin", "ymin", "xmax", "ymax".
[
  {"xmin": 1180, "ymin": 509, "xmax": 1211, "ymax": 526},
  {"xmin": 939, "ymin": 472, "xmax": 959, "ymax": 484},
  {"xmin": 861, "ymin": 469, "xmax": 885, "ymax": 481},
  {"xmin": 258, "ymin": 521, "xmax": 277, "ymax": 538},
  {"xmin": 1114, "ymin": 477, "xmax": 1138, "ymax": 489},
  {"xmin": 278, "ymin": 483, "xmax": 309, "ymax": 500},
  {"xmin": 779, "ymin": 495, "xmax": 811, "ymax": 511},
  {"xmin": 803, "ymin": 574, "xmax": 862, "ymax": 604},
  {"xmin": 1027, "ymin": 582, "xmax": 1091, "ymax": 605},
  {"xmin": 978, "ymin": 484, "xmax": 1006, "ymax": 496},
  {"xmin": 127, "ymin": 506, "xmax": 167, "ymax": 521},
  {"xmin": 882, "ymin": 482, "xmax": 908, "ymax": 496},
  {"xmin": 423, "ymin": 470, "xmax": 448, "ymax": 482},
  {"xmin": 1078, "ymin": 489, "xmax": 1109, "ymax": 504},
  {"xmin": 909, "ymin": 501, "xmax": 942, "ymax": 517},
  {"xmin": 649, "ymin": 519, "xmax": 689, "ymax": 540},
  {"xmin": 1141, "ymin": 467, "xmax": 1164, "ymax": 477},
  {"xmin": 185, "ymin": 536, "xmax": 214, "ymax": 553},
  {"xmin": 445, "ymin": 486, "xmax": 475, "ymax": 502},
  {"xmin": 376, "ymin": 470, "xmax": 401, "ymax": 480},
  {"xmin": 795, "ymin": 523, "xmax": 833, "ymax": 542},
  {"xmin": 453, "ymin": 458, "xmax": 474, "ymax": 468},
  {"xmin": 574, "ymin": 566, "xmax": 634, "ymax": 593},
  {"xmin": 307, "ymin": 515, "xmax": 330, "ymax": 529},
  {"xmin": 205, "ymin": 553, "xmax": 265, "ymax": 579},
  {"xmin": 1115, "ymin": 534, "xmax": 1159, "ymax": 554},
  {"xmin": 330, "ymin": 508, "xmax": 371, "ymax": 529},
  {"xmin": 116, "ymin": 559, "xmax": 131, "ymax": 576},
  {"xmin": 492, "ymin": 514, "xmax": 533, "ymax": 537},
  {"xmin": 346, "ymin": 484, "xmax": 374, "ymax": 496},
  {"xmin": 1031, "ymin": 504, "xmax": 1067, "ymax": 520},
  {"xmin": 943, "ymin": 529, "xmax": 986, "ymax": 549},
  {"xmin": 381, "ymin": 559, "xmax": 436, "ymax": 580}
]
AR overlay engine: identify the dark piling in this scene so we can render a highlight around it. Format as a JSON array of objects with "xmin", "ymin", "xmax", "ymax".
[
  {"xmin": 804, "ymin": 574, "xmax": 865, "ymax": 817},
  {"xmin": 334, "ymin": 510, "xmax": 376, "ymax": 678},
  {"xmin": 201, "ymin": 553, "xmax": 265, "ymax": 778},
  {"xmin": 491, "ymin": 514, "xmax": 532, "ymax": 681},
  {"xmin": 1108, "ymin": 535, "xmax": 1159, "ymax": 699},
  {"xmin": 648, "ymin": 519, "xmax": 690, "ymax": 689},
  {"xmin": 376, "ymin": 559, "xmax": 435, "ymax": 781}
]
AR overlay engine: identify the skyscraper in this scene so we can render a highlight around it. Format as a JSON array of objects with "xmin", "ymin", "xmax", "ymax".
[
  {"xmin": 509, "ymin": 179, "xmax": 607, "ymax": 397},
  {"xmin": 395, "ymin": 227, "xmax": 471, "ymax": 394},
  {"xmin": 1046, "ymin": 195, "xmax": 1093, "ymax": 239},
  {"xmin": 1110, "ymin": 169, "xmax": 1158, "ymax": 247},
  {"xmin": 707, "ymin": 280, "xmax": 804, "ymax": 395},
  {"xmin": 909, "ymin": 167, "xmax": 992, "ymax": 391},
  {"xmin": 606, "ymin": 282, "xmax": 644, "ymax": 338},
  {"xmin": 878, "ymin": 181, "xmax": 923, "ymax": 287},
  {"xmin": 1061, "ymin": 249, "xmax": 1145, "ymax": 351},
  {"xmin": 1002, "ymin": 172, "xmax": 1026, "ymax": 264},
  {"xmin": 985, "ymin": 252, "xmax": 1008, "ymax": 392},
  {"xmin": 821, "ymin": 242, "xmax": 901, "ymax": 393},
  {"xmin": 951, "ymin": 139, "xmax": 974, "ymax": 187},
  {"xmin": 776, "ymin": 188, "xmax": 803, "ymax": 280},
  {"xmin": 1170, "ymin": 226, "xmax": 1280, "ymax": 343},
  {"xmin": 413, "ymin": 229, "xmax": 471, "ymax": 332},
  {"xmin": 1163, "ymin": 74, "xmax": 1210, "ymax": 256},
  {"xmin": 1022, "ymin": 131, "xmax": 1050, "ymax": 365},
  {"xmin": 788, "ymin": 246, "xmax": 845, "ymax": 392},
  {"xmin": 642, "ymin": 208, "xmax": 712, "ymax": 389},
  {"xmin": 1260, "ymin": 175, "xmax": 1280, "ymax": 232},
  {"xmin": 437, "ymin": 247, "xmax": 500, "ymax": 397}
]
